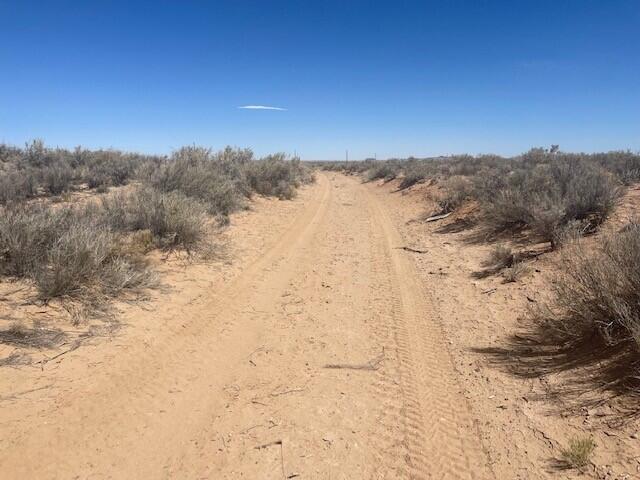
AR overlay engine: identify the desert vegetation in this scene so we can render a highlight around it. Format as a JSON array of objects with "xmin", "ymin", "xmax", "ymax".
[
  {"xmin": 320, "ymin": 148, "xmax": 635, "ymax": 247},
  {"xmin": 320, "ymin": 147, "xmax": 640, "ymax": 387},
  {"xmin": 0, "ymin": 141, "xmax": 313, "ymax": 321}
]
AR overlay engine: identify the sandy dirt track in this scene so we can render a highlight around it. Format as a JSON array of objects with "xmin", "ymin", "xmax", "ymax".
[{"xmin": 0, "ymin": 173, "xmax": 493, "ymax": 479}]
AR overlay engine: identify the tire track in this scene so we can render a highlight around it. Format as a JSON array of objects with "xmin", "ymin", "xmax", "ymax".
[
  {"xmin": 1, "ymin": 173, "xmax": 492, "ymax": 479},
  {"xmin": 361, "ymin": 178, "xmax": 493, "ymax": 479}
]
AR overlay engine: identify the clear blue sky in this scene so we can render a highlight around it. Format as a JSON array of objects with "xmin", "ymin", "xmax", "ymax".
[{"xmin": 1, "ymin": 1, "xmax": 638, "ymax": 159}]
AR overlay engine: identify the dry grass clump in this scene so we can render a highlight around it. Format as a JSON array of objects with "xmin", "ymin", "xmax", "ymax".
[
  {"xmin": 550, "ymin": 221, "xmax": 640, "ymax": 347},
  {"xmin": 502, "ymin": 262, "xmax": 529, "ymax": 283},
  {"xmin": 560, "ymin": 437, "xmax": 595, "ymax": 469},
  {"xmin": 481, "ymin": 245, "xmax": 529, "ymax": 282},
  {"xmin": 483, "ymin": 244, "xmax": 516, "ymax": 270}
]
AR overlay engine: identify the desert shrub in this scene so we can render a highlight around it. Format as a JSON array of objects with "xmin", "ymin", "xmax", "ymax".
[
  {"xmin": 398, "ymin": 164, "xmax": 435, "ymax": 190},
  {"xmin": 366, "ymin": 162, "xmax": 399, "ymax": 182},
  {"xmin": 246, "ymin": 155, "xmax": 312, "ymax": 199},
  {"xmin": 40, "ymin": 162, "xmax": 73, "ymax": 195},
  {"xmin": 550, "ymin": 221, "xmax": 640, "ymax": 347},
  {"xmin": 481, "ymin": 158, "xmax": 621, "ymax": 245},
  {"xmin": 143, "ymin": 146, "xmax": 248, "ymax": 216},
  {"xmin": 0, "ymin": 170, "xmax": 39, "ymax": 204},
  {"xmin": 0, "ymin": 203, "xmax": 153, "ymax": 302},
  {"xmin": 0, "ymin": 205, "xmax": 73, "ymax": 276},
  {"xmin": 81, "ymin": 151, "xmax": 140, "ymax": 188},
  {"xmin": 314, "ymin": 159, "xmax": 374, "ymax": 174},
  {"xmin": 0, "ymin": 141, "xmax": 161, "ymax": 201},
  {"xmin": 592, "ymin": 151, "xmax": 640, "ymax": 184},
  {"xmin": 471, "ymin": 168, "xmax": 509, "ymax": 202},
  {"xmin": 99, "ymin": 188, "xmax": 209, "ymax": 252},
  {"xmin": 33, "ymin": 224, "xmax": 114, "ymax": 299},
  {"xmin": 436, "ymin": 176, "xmax": 473, "ymax": 213},
  {"xmin": 144, "ymin": 147, "xmax": 312, "ymax": 213}
]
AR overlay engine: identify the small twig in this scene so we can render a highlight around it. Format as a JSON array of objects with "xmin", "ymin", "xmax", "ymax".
[
  {"xmin": 254, "ymin": 439, "xmax": 282, "ymax": 450},
  {"xmin": 36, "ymin": 342, "xmax": 81, "ymax": 370},
  {"xmin": 396, "ymin": 246, "xmax": 429, "ymax": 254},
  {"xmin": 425, "ymin": 212, "xmax": 452, "ymax": 222},
  {"xmin": 240, "ymin": 424, "xmax": 262, "ymax": 435},
  {"xmin": 324, "ymin": 350, "xmax": 385, "ymax": 371},
  {"xmin": 270, "ymin": 383, "xmax": 309, "ymax": 397}
]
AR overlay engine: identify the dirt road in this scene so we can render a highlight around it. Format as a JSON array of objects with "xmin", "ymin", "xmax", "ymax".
[{"xmin": 0, "ymin": 173, "xmax": 492, "ymax": 479}]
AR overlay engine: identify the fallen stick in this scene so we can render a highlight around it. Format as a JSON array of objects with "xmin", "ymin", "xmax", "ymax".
[
  {"xmin": 270, "ymin": 385, "xmax": 307, "ymax": 397},
  {"xmin": 424, "ymin": 212, "xmax": 452, "ymax": 222},
  {"xmin": 324, "ymin": 351, "xmax": 385, "ymax": 371},
  {"xmin": 396, "ymin": 246, "xmax": 429, "ymax": 254},
  {"xmin": 254, "ymin": 439, "xmax": 282, "ymax": 450}
]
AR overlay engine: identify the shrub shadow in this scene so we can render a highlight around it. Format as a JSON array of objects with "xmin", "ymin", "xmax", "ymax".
[
  {"xmin": 0, "ymin": 324, "xmax": 66, "ymax": 349},
  {"xmin": 472, "ymin": 319, "xmax": 640, "ymax": 423},
  {"xmin": 434, "ymin": 217, "xmax": 476, "ymax": 234}
]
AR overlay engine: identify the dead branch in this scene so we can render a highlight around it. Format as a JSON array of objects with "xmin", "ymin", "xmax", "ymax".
[
  {"xmin": 255, "ymin": 439, "xmax": 282, "ymax": 450},
  {"xmin": 270, "ymin": 382, "xmax": 309, "ymax": 397},
  {"xmin": 324, "ymin": 351, "xmax": 385, "ymax": 371},
  {"xmin": 396, "ymin": 246, "xmax": 429, "ymax": 254},
  {"xmin": 425, "ymin": 212, "xmax": 452, "ymax": 222}
]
